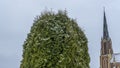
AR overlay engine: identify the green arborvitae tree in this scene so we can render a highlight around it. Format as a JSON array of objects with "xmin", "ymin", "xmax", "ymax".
[{"xmin": 20, "ymin": 10, "xmax": 90, "ymax": 68}]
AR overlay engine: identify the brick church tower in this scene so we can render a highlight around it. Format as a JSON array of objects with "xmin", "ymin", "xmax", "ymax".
[
  {"xmin": 100, "ymin": 11, "xmax": 113, "ymax": 68},
  {"xmin": 100, "ymin": 8, "xmax": 120, "ymax": 68}
]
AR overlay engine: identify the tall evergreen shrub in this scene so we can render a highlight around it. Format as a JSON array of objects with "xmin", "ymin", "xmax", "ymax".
[{"xmin": 20, "ymin": 10, "xmax": 90, "ymax": 68}]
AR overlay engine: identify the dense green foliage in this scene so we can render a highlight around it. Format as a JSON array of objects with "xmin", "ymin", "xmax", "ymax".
[{"xmin": 20, "ymin": 10, "xmax": 90, "ymax": 68}]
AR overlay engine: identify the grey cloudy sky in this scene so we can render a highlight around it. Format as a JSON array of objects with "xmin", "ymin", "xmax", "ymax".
[{"xmin": 0, "ymin": 0, "xmax": 120, "ymax": 68}]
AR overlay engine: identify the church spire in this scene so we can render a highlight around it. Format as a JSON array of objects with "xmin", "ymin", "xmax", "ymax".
[
  {"xmin": 100, "ymin": 8, "xmax": 114, "ymax": 68},
  {"xmin": 103, "ymin": 9, "xmax": 109, "ymax": 39}
]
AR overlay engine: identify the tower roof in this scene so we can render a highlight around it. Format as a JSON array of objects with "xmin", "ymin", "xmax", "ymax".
[{"xmin": 103, "ymin": 10, "xmax": 109, "ymax": 39}]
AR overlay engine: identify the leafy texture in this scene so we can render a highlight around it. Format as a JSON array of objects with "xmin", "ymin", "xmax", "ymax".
[{"xmin": 20, "ymin": 10, "xmax": 90, "ymax": 68}]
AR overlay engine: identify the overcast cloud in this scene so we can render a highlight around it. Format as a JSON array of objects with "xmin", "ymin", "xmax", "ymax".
[{"xmin": 0, "ymin": 0, "xmax": 120, "ymax": 68}]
